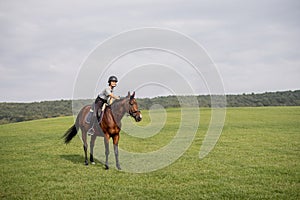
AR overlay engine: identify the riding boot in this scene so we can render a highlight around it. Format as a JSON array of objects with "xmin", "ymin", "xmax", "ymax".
[
  {"xmin": 86, "ymin": 107, "xmax": 94, "ymax": 124},
  {"xmin": 86, "ymin": 113, "xmax": 92, "ymax": 124},
  {"xmin": 88, "ymin": 98, "xmax": 104, "ymax": 136},
  {"xmin": 87, "ymin": 115, "xmax": 96, "ymax": 136}
]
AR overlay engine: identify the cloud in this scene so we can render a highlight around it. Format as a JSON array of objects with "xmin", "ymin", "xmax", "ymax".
[{"xmin": 0, "ymin": 0, "xmax": 299, "ymax": 101}]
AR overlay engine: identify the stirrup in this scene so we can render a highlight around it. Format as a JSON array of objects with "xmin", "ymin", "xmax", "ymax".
[{"xmin": 87, "ymin": 128, "xmax": 95, "ymax": 136}]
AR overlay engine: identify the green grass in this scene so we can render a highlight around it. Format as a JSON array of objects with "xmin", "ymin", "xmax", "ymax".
[{"xmin": 0, "ymin": 107, "xmax": 299, "ymax": 199}]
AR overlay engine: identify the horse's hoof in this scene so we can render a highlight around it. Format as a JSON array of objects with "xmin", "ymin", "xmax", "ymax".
[
  {"xmin": 84, "ymin": 161, "xmax": 89, "ymax": 166},
  {"xmin": 116, "ymin": 165, "xmax": 121, "ymax": 170},
  {"xmin": 105, "ymin": 165, "xmax": 109, "ymax": 170},
  {"xmin": 91, "ymin": 162, "xmax": 95, "ymax": 165}
]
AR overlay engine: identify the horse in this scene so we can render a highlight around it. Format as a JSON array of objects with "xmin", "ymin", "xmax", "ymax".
[{"xmin": 63, "ymin": 91, "xmax": 142, "ymax": 170}]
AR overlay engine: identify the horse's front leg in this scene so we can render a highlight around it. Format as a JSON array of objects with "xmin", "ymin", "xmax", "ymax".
[
  {"xmin": 113, "ymin": 135, "xmax": 121, "ymax": 170},
  {"xmin": 104, "ymin": 134, "xmax": 110, "ymax": 170}
]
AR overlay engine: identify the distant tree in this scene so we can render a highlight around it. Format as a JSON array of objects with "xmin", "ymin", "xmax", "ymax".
[{"xmin": 0, "ymin": 90, "xmax": 299, "ymax": 124}]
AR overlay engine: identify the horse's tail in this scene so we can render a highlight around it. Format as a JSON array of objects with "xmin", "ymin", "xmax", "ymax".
[{"xmin": 63, "ymin": 115, "xmax": 79, "ymax": 144}]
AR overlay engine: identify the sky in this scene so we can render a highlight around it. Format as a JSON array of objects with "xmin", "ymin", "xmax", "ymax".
[{"xmin": 0, "ymin": 0, "xmax": 299, "ymax": 102}]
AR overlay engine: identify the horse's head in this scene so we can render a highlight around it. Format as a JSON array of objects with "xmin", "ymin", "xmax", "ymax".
[{"xmin": 127, "ymin": 91, "xmax": 142, "ymax": 122}]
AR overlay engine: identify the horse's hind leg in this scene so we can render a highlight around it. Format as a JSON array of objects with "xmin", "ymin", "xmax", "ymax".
[
  {"xmin": 82, "ymin": 131, "xmax": 89, "ymax": 165},
  {"xmin": 89, "ymin": 135, "xmax": 96, "ymax": 164},
  {"xmin": 83, "ymin": 144, "xmax": 88, "ymax": 165}
]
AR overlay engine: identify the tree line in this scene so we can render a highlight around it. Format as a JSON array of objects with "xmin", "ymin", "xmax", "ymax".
[
  {"xmin": 0, "ymin": 90, "xmax": 299, "ymax": 124},
  {"xmin": 138, "ymin": 90, "xmax": 300, "ymax": 109}
]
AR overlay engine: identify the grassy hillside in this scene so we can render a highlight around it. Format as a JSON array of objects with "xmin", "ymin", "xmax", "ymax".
[{"xmin": 0, "ymin": 107, "xmax": 299, "ymax": 199}]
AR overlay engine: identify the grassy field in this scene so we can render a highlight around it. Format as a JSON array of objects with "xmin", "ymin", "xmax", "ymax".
[{"xmin": 0, "ymin": 107, "xmax": 299, "ymax": 199}]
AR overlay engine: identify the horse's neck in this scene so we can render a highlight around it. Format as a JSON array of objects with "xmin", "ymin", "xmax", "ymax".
[{"xmin": 111, "ymin": 98, "xmax": 128, "ymax": 124}]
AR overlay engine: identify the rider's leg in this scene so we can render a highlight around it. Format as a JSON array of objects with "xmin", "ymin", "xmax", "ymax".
[
  {"xmin": 98, "ymin": 103, "xmax": 107, "ymax": 123},
  {"xmin": 88, "ymin": 97, "xmax": 103, "ymax": 135},
  {"xmin": 86, "ymin": 103, "xmax": 95, "ymax": 123},
  {"xmin": 88, "ymin": 98, "xmax": 103, "ymax": 135},
  {"xmin": 87, "ymin": 104, "xmax": 96, "ymax": 136}
]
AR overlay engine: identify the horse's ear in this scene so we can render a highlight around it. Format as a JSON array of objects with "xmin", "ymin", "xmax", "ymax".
[
  {"xmin": 127, "ymin": 91, "xmax": 130, "ymax": 98},
  {"xmin": 130, "ymin": 91, "xmax": 135, "ymax": 100}
]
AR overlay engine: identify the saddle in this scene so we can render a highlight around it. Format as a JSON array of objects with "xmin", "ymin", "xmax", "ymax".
[{"xmin": 85, "ymin": 103, "xmax": 108, "ymax": 124}]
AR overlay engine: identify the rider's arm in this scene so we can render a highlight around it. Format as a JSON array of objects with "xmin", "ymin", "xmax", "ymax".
[{"xmin": 109, "ymin": 93, "xmax": 120, "ymax": 100}]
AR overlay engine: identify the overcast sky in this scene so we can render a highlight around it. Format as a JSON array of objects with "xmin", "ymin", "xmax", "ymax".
[{"xmin": 0, "ymin": 0, "xmax": 299, "ymax": 102}]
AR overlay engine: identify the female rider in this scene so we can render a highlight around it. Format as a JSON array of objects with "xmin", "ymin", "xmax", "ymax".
[{"xmin": 87, "ymin": 75, "xmax": 120, "ymax": 135}]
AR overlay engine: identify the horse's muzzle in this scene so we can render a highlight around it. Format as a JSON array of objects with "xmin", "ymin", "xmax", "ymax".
[{"xmin": 135, "ymin": 112, "xmax": 142, "ymax": 122}]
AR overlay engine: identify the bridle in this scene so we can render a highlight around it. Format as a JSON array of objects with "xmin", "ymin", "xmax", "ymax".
[{"xmin": 128, "ymin": 99, "xmax": 140, "ymax": 118}]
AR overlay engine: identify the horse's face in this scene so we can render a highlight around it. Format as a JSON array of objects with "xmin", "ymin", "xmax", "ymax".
[{"xmin": 128, "ymin": 92, "xmax": 142, "ymax": 122}]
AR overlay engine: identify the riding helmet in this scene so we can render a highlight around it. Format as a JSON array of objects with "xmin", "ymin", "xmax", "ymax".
[{"xmin": 108, "ymin": 75, "xmax": 118, "ymax": 83}]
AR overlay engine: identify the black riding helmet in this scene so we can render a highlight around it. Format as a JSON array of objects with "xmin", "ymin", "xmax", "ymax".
[{"xmin": 108, "ymin": 75, "xmax": 118, "ymax": 83}]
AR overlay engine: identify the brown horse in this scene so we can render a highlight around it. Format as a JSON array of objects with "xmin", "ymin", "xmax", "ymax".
[{"xmin": 63, "ymin": 92, "xmax": 142, "ymax": 170}]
